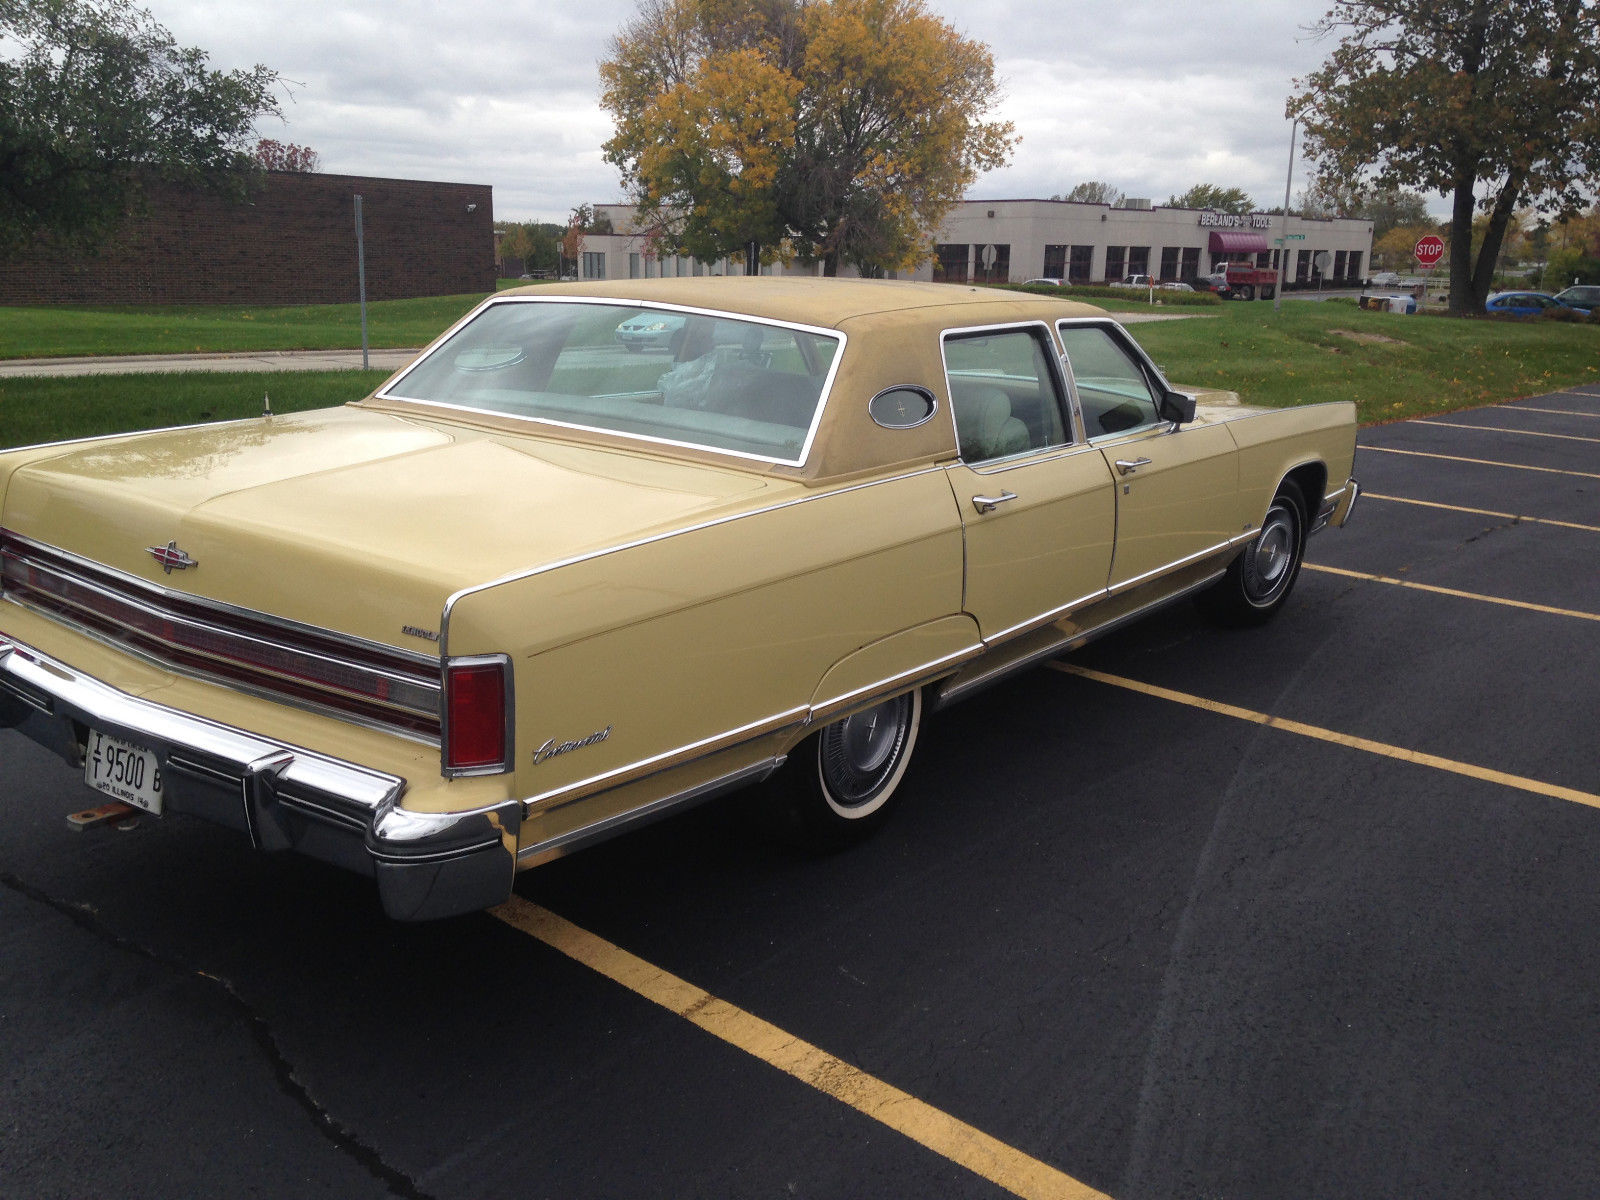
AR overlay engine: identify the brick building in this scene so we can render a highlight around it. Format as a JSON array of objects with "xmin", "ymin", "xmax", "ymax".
[{"xmin": 0, "ymin": 170, "xmax": 495, "ymax": 305}]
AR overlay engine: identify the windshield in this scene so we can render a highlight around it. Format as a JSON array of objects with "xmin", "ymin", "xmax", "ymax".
[{"xmin": 379, "ymin": 299, "xmax": 842, "ymax": 464}]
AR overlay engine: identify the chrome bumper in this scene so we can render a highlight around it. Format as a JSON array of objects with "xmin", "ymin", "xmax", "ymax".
[
  {"xmin": 1313, "ymin": 478, "xmax": 1360, "ymax": 533},
  {"xmin": 0, "ymin": 635, "xmax": 519, "ymax": 921}
]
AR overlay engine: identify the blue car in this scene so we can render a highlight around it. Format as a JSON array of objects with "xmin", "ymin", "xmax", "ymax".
[{"xmin": 1484, "ymin": 290, "xmax": 1578, "ymax": 317}]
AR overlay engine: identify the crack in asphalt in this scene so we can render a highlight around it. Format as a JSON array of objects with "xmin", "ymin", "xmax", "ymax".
[{"xmin": 0, "ymin": 871, "xmax": 437, "ymax": 1200}]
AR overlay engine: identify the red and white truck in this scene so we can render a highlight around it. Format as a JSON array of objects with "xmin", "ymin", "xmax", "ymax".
[{"xmin": 1207, "ymin": 262, "xmax": 1279, "ymax": 300}]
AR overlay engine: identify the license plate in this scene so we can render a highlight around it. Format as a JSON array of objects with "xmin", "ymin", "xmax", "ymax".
[{"xmin": 83, "ymin": 729, "xmax": 164, "ymax": 815}]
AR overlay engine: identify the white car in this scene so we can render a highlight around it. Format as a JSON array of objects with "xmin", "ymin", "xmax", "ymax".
[{"xmin": 1367, "ymin": 271, "xmax": 1401, "ymax": 287}]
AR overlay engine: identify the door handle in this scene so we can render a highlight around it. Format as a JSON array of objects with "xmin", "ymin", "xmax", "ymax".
[
  {"xmin": 1114, "ymin": 457, "xmax": 1153, "ymax": 476},
  {"xmin": 970, "ymin": 491, "xmax": 1018, "ymax": 514}
]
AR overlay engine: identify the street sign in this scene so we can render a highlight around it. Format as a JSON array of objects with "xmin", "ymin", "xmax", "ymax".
[
  {"xmin": 1285, "ymin": 233, "xmax": 1306, "ymax": 240},
  {"xmin": 1415, "ymin": 235, "xmax": 1445, "ymax": 269}
]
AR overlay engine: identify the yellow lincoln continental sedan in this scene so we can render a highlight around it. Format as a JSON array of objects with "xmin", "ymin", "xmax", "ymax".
[{"xmin": 0, "ymin": 279, "xmax": 1357, "ymax": 919}]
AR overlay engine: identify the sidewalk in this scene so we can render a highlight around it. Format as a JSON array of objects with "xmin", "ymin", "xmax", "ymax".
[{"xmin": 0, "ymin": 347, "xmax": 421, "ymax": 378}]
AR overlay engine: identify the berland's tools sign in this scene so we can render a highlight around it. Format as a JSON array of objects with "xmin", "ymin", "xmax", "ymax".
[{"xmin": 1415, "ymin": 235, "xmax": 1445, "ymax": 270}]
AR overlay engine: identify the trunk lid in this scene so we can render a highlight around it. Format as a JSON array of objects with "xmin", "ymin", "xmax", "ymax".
[{"xmin": 2, "ymin": 407, "xmax": 785, "ymax": 648}]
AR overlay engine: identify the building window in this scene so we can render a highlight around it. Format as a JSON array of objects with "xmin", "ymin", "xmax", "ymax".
[
  {"xmin": 972, "ymin": 243, "xmax": 1009, "ymax": 283},
  {"xmin": 1105, "ymin": 246, "xmax": 1126, "ymax": 281},
  {"xmin": 934, "ymin": 243, "xmax": 969, "ymax": 282},
  {"xmin": 582, "ymin": 251, "xmax": 606, "ymax": 280},
  {"xmin": 1127, "ymin": 246, "xmax": 1150, "ymax": 276},
  {"xmin": 1069, "ymin": 245, "xmax": 1094, "ymax": 283},
  {"xmin": 1346, "ymin": 251, "xmax": 1363, "ymax": 281},
  {"xmin": 1043, "ymin": 244, "xmax": 1067, "ymax": 279},
  {"xmin": 1180, "ymin": 247, "xmax": 1201, "ymax": 280},
  {"xmin": 1333, "ymin": 250, "xmax": 1347, "ymax": 279},
  {"xmin": 1159, "ymin": 247, "xmax": 1180, "ymax": 280},
  {"xmin": 1296, "ymin": 249, "xmax": 1311, "ymax": 283},
  {"xmin": 629, "ymin": 253, "xmax": 641, "ymax": 279},
  {"xmin": 1256, "ymin": 252, "xmax": 1271, "ymax": 269}
]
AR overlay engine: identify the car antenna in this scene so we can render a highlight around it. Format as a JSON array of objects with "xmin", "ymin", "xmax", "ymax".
[{"xmin": 262, "ymin": 391, "xmax": 273, "ymax": 419}]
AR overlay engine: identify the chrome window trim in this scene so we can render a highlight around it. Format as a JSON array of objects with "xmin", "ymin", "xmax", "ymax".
[
  {"xmin": 441, "ymin": 652, "xmax": 515, "ymax": 778},
  {"xmin": 438, "ymin": 464, "xmax": 949, "ymax": 651},
  {"xmin": 938, "ymin": 320, "xmax": 1078, "ymax": 463},
  {"xmin": 373, "ymin": 294, "xmax": 847, "ymax": 470},
  {"xmin": 1052, "ymin": 317, "xmax": 1170, "ymax": 443}
]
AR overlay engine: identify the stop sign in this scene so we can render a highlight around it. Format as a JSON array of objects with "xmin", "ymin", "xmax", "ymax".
[{"xmin": 1415, "ymin": 235, "xmax": 1445, "ymax": 269}]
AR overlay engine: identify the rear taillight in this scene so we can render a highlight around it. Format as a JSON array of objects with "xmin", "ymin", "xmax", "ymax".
[{"xmin": 443, "ymin": 655, "xmax": 512, "ymax": 775}]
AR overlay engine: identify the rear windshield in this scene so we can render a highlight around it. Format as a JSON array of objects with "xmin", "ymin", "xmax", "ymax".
[{"xmin": 379, "ymin": 299, "xmax": 842, "ymax": 464}]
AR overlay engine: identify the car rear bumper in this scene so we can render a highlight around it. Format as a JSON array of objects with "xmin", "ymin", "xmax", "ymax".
[
  {"xmin": 0, "ymin": 634, "xmax": 518, "ymax": 920},
  {"xmin": 1313, "ymin": 479, "xmax": 1360, "ymax": 533}
]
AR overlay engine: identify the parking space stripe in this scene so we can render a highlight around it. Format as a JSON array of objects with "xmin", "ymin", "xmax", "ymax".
[
  {"xmin": 1554, "ymin": 391, "xmax": 1600, "ymax": 402},
  {"xmin": 1359, "ymin": 446, "xmax": 1600, "ymax": 480},
  {"xmin": 1419, "ymin": 420, "xmax": 1600, "ymax": 446},
  {"xmin": 491, "ymin": 896, "xmax": 1110, "ymax": 1200},
  {"xmin": 1304, "ymin": 563, "xmax": 1600, "ymax": 623},
  {"xmin": 1511, "ymin": 406, "xmax": 1600, "ymax": 418},
  {"xmin": 1050, "ymin": 664, "xmax": 1600, "ymax": 812},
  {"xmin": 1361, "ymin": 493, "xmax": 1600, "ymax": 534}
]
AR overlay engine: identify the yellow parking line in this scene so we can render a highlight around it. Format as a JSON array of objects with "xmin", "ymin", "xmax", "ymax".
[
  {"xmin": 491, "ymin": 896, "xmax": 1110, "ymax": 1200},
  {"xmin": 1512, "ymin": 405, "xmax": 1600, "ymax": 418},
  {"xmin": 1049, "ymin": 663, "xmax": 1600, "ymax": 812},
  {"xmin": 1304, "ymin": 563, "xmax": 1600, "ymax": 622},
  {"xmin": 1361, "ymin": 493, "xmax": 1600, "ymax": 534},
  {"xmin": 1359, "ymin": 446, "xmax": 1600, "ymax": 480},
  {"xmin": 1421, "ymin": 420, "xmax": 1600, "ymax": 445}
]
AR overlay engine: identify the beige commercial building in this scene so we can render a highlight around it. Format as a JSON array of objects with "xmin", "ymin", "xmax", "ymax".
[{"xmin": 575, "ymin": 198, "xmax": 1375, "ymax": 288}]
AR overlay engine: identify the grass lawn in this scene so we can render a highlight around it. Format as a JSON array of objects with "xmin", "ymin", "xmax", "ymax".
[
  {"xmin": 0, "ymin": 370, "xmax": 391, "ymax": 449},
  {"xmin": 1127, "ymin": 300, "xmax": 1600, "ymax": 424},
  {"xmin": 0, "ymin": 294, "xmax": 490, "ymax": 359}
]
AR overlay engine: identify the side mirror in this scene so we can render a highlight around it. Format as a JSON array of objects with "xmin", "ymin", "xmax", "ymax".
[{"xmin": 1159, "ymin": 389, "xmax": 1197, "ymax": 425}]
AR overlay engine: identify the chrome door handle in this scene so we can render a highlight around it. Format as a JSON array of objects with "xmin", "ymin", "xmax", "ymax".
[
  {"xmin": 971, "ymin": 491, "xmax": 1018, "ymax": 514},
  {"xmin": 1114, "ymin": 457, "xmax": 1153, "ymax": 476}
]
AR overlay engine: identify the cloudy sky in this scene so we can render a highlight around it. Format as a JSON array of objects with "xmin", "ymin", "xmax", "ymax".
[{"xmin": 146, "ymin": 0, "xmax": 1389, "ymax": 223}]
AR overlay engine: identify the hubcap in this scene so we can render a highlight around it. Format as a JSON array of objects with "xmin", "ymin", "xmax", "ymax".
[
  {"xmin": 818, "ymin": 694, "xmax": 912, "ymax": 811},
  {"xmin": 1245, "ymin": 505, "xmax": 1298, "ymax": 602}
]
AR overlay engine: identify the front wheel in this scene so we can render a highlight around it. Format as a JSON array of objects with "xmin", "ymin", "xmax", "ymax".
[
  {"xmin": 1197, "ymin": 481, "xmax": 1306, "ymax": 627},
  {"xmin": 762, "ymin": 689, "xmax": 923, "ymax": 849}
]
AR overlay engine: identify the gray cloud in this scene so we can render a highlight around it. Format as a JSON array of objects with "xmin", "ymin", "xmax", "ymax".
[{"xmin": 148, "ymin": 0, "xmax": 1413, "ymax": 222}]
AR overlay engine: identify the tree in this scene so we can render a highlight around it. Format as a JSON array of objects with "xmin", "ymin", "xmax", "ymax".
[
  {"xmin": 1168, "ymin": 184, "xmax": 1255, "ymax": 214},
  {"xmin": 1051, "ymin": 181, "xmax": 1124, "ymax": 206},
  {"xmin": 600, "ymin": 0, "xmax": 1015, "ymax": 276},
  {"xmin": 1298, "ymin": 180, "xmax": 1430, "ymax": 240},
  {"xmin": 0, "ymin": 0, "xmax": 281, "ymax": 252},
  {"xmin": 253, "ymin": 138, "xmax": 319, "ymax": 172},
  {"xmin": 1291, "ymin": 1, "xmax": 1600, "ymax": 314}
]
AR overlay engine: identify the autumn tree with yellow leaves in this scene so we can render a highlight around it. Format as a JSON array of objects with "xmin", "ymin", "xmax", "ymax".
[
  {"xmin": 600, "ymin": 0, "xmax": 1015, "ymax": 275},
  {"xmin": 1291, "ymin": 1, "xmax": 1600, "ymax": 314}
]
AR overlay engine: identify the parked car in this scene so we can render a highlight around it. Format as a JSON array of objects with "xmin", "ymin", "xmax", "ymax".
[
  {"xmin": 1192, "ymin": 276, "xmax": 1233, "ymax": 298},
  {"xmin": 1552, "ymin": 285, "xmax": 1600, "ymax": 312},
  {"xmin": 0, "ymin": 279, "xmax": 1359, "ymax": 920},
  {"xmin": 1111, "ymin": 274, "xmax": 1156, "ymax": 289},
  {"xmin": 1367, "ymin": 271, "xmax": 1401, "ymax": 287},
  {"xmin": 1159, "ymin": 282, "xmax": 1195, "ymax": 292},
  {"xmin": 1485, "ymin": 290, "xmax": 1574, "ymax": 317},
  {"xmin": 1022, "ymin": 277, "xmax": 1065, "ymax": 287},
  {"xmin": 614, "ymin": 310, "xmax": 686, "ymax": 351}
]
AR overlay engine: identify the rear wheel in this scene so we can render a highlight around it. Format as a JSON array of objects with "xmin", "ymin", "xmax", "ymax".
[
  {"xmin": 1197, "ymin": 480, "xmax": 1306, "ymax": 626},
  {"xmin": 1240, "ymin": 284, "xmax": 1256, "ymax": 301},
  {"xmin": 763, "ymin": 689, "xmax": 922, "ymax": 849}
]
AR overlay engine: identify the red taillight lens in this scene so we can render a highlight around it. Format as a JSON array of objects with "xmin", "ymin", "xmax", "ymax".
[{"xmin": 444, "ymin": 657, "xmax": 511, "ymax": 773}]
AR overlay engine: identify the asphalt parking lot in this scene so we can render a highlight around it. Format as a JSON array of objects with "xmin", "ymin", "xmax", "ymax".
[{"xmin": 3, "ymin": 383, "xmax": 1598, "ymax": 1200}]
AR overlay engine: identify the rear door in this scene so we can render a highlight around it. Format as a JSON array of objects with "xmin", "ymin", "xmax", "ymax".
[{"xmin": 941, "ymin": 323, "xmax": 1115, "ymax": 642}]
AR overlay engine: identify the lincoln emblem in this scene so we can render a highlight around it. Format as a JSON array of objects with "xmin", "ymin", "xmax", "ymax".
[{"xmin": 146, "ymin": 541, "xmax": 197, "ymax": 573}]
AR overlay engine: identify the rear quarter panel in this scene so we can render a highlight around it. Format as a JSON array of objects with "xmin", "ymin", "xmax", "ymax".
[
  {"xmin": 442, "ymin": 468, "xmax": 967, "ymax": 838},
  {"xmin": 1224, "ymin": 401, "xmax": 1358, "ymax": 523}
]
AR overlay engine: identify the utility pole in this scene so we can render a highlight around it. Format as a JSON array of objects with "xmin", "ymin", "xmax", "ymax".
[{"xmin": 1273, "ymin": 120, "xmax": 1297, "ymax": 314}]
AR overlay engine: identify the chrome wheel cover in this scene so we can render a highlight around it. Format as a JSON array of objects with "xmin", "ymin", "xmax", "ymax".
[
  {"xmin": 817, "ymin": 693, "xmax": 916, "ymax": 815},
  {"xmin": 1242, "ymin": 502, "xmax": 1299, "ymax": 605}
]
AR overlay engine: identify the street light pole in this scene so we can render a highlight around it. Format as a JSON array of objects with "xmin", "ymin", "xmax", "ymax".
[{"xmin": 1274, "ymin": 119, "xmax": 1297, "ymax": 314}]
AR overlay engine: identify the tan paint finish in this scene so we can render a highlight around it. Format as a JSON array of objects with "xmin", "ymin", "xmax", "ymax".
[{"xmin": 0, "ymin": 280, "xmax": 1359, "ymax": 853}]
